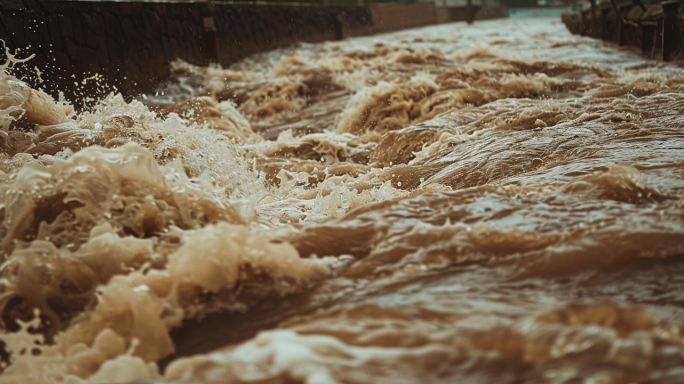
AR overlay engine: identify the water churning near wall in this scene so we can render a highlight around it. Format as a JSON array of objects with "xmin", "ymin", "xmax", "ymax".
[{"xmin": 0, "ymin": 18, "xmax": 683, "ymax": 384}]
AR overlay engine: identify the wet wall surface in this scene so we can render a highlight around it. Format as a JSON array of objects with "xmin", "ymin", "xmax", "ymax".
[{"xmin": 0, "ymin": 1, "xmax": 447, "ymax": 106}]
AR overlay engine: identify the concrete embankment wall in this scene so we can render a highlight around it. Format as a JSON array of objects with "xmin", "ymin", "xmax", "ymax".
[{"xmin": 0, "ymin": 1, "xmax": 490, "ymax": 105}]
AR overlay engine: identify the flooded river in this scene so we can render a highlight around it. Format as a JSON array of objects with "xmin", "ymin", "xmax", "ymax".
[{"xmin": 1, "ymin": 17, "xmax": 684, "ymax": 384}]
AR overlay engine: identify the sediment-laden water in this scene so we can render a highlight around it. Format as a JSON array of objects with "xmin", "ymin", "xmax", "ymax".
[{"xmin": 1, "ymin": 17, "xmax": 684, "ymax": 384}]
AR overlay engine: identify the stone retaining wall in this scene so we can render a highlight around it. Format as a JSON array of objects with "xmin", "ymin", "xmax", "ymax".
[{"xmin": 0, "ymin": 1, "xmax": 497, "ymax": 106}]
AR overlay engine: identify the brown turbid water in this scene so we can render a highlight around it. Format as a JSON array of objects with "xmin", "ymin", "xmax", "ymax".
[{"xmin": 0, "ymin": 17, "xmax": 684, "ymax": 384}]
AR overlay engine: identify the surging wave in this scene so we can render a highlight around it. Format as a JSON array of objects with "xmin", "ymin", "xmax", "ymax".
[{"xmin": 0, "ymin": 18, "xmax": 684, "ymax": 384}]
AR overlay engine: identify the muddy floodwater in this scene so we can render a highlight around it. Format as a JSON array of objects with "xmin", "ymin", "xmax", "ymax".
[{"xmin": 1, "ymin": 17, "xmax": 684, "ymax": 384}]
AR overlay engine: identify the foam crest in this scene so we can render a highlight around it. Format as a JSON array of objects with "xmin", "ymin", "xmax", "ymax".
[{"xmin": 2, "ymin": 17, "xmax": 684, "ymax": 384}]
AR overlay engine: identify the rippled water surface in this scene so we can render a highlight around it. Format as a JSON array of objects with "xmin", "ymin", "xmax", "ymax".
[{"xmin": 1, "ymin": 17, "xmax": 684, "ymax": 384}]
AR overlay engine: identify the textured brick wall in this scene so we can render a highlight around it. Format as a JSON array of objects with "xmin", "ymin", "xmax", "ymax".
[{"xmin": 0, "ymin": 1, "xmax": 465, "ymax": 107}]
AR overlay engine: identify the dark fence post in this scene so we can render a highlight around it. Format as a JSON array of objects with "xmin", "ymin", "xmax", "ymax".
[
  {"xmin": 203, "ymin": 1, "xmax": 220, "ymax": 64},
  {"xmin": 589, "ymin": 0, "xmax": 600, "ymax": 37},
  {"xmin": 642, "ymin": 21, "xmax": 658, "ymax": 58},
  {"xmin": 661, "ymin": 0, "xmax": 683, "ymax": 61}
]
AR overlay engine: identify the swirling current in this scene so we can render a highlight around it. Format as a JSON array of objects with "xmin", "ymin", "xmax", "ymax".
[{"xmin": 0, "ymin": 17, "xmax": 684, "ymax": 384}]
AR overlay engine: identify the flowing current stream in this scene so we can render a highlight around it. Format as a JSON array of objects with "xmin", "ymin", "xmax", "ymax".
[{"xmin": 1, "ymin": 17, "xmax": 684, "ymax": 384}]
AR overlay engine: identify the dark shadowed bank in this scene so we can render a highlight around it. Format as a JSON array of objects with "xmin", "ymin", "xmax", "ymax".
[
  {"xmin": 0, "ymin": 0, "xmax": 505, "ymax": 106},
  {"xmin": 562, "ymin": 0, "xmax": 684, "ymax": 62}
]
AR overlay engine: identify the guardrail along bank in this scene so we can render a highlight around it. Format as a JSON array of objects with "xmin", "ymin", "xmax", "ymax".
[{"xmin": 562, "ymin": 0, "xmax": 684, "ymax": 61}]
